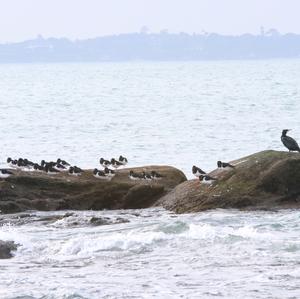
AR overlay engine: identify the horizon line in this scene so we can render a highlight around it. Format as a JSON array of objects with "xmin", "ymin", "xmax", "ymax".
[{"xmin": 1, "ymin": 28, "xmax": 298, "ymax": 44}]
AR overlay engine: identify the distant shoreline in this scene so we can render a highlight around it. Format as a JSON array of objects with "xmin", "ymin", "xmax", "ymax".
[
  {"xmin": 0, "ymin": 58, "xmax": 300, "ymax": 65},
  {"xmin": 1, "ymin": 32, "xmax": 300, "ymax": 63}
]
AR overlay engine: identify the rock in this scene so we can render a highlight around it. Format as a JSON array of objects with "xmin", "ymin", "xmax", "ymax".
[
  {"xmin": 90, "ymin": 216, "xmax": 111, "ymax": 225},
  {"xmin": 90, "ymin": 216, "xmax": 130, "ymax": 226},
  {"xmin": 0, "ymin": 240, "xmax": 18, "ymax": 259},
  {"xmin": 0, "ymin": 165, "xmax": 186, "ymax": 214},
  {"xmin": 157, "ymin": 151, "xmax": 300, "ymax": 213},
  {"xmin": 115, "ymin": 217, "xmax": 130, "ymax": 224}
]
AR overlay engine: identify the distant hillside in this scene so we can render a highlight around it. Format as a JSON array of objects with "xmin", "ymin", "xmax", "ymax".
[{"xmin": 1, "ymin": 32, "xmax": 300, "ymax": 62}]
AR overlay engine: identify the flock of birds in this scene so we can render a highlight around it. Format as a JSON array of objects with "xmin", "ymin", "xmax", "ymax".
[
  {"xmin": 191, "ymin": 129, "xmax": 300, "ymax": 184},
  {"xmin": 0, "ymin": 155, "xmax": 164, "ymax": 182},
  {"xmin": 5, "ymin": 157, "xmax": 83, "ymax": 175},
  {"xmin": 93, "ymin": 156, "xmax": 128, "ymax": 180},
  {"xmin": 192, "ymin": 161, "xmax": 235, "ymax": 184},
  {"xmin": 1, "ymin": 130, "xmax": 299, "ymax": 183}
]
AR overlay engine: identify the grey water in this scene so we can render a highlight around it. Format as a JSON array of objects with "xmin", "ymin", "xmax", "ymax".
[
  {"xmin": 1, "ymin": 60, "xmax": 300, "ymax": 298},
  {"xmin": 1, "ymin": 209, "xmax": 300, "ymax": 299},
  {"xmin": 1, "ymin": 60, "xmax": 300, "ymax": 176}
]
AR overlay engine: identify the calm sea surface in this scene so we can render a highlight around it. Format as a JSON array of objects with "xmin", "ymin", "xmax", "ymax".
[
  {"xmin": 1, "ymin": 60, "xmax": 300, "ymax": 175},
  {"xmin": 0, "ymin": 60, "xmax": 300, "ymax": 298}
]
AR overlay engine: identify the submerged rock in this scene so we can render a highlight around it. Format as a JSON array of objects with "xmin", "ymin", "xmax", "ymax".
[
  {"xmin": 0, "ymin": 166, "xmax": 186, "ymax": 214},
  {"xmin": 157, "ymin": 151, "xmax": 300, "ymax": 213},
  {"xmin": 0, "ymin": 240, "xmax": 18, "ymax": 259},
  {"xmin": 90, "ymin": 216, "xmax": 130, "ymax": 226}
]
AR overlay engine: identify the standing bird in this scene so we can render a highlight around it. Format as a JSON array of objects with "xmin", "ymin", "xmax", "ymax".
[
  {"xmin": 118, "ymin": 155, "xmax": 128, "ymax": 166},
  {"xmin": 100, "ymin": 158, "xmax": 111, "ymax": 168},
  {"xmin": 192, "ymin": 165, "xmax": 206, "ymax": 177},
  {"xmin": 281, "ymin": 129, "xmax": 300, "ymax": 152},
  {"xmin": 7, "ymin": 158, "xmax": 18, "ymax": 168}
]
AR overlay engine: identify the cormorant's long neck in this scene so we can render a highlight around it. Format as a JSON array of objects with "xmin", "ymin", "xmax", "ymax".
[{"xmin": 282, "ymin": 131, "xmax": 287, "ymax": 137}]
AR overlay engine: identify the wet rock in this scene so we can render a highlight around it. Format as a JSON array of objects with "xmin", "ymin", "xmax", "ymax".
[
  {"xmin": 0, "ymin": 240, "xmax": 18, "ymax": 259},
  {"xmin": 0, "ymin": 166, "xmax": 186, "ymax": 214},
  {"xmin": 115, "ymin": 217, "xmax": 130, "ymax": 224},
  {"xmin": 35, "ymin": 212, "xmax": 74, "ymax": 223},
  {"xmin": 90, "ymin": 216, "xmax": 130, "ymax": 226},
  {"xmin": 0, "ymin": 212, "xmax": 33, "ymax": 226},
  {"xmin": 157, "ymin": 151, "xmax": 300, "ymax": 213},
  {"xmin": 90, "ymin": 217, "xmax": 111, "ymax": 226}
]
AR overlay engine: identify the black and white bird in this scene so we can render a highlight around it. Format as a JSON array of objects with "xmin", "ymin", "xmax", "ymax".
[
  {"xmin": 41, "ymin": 160, "xmax": 57, "ymax": 168},
  {"xmin": 281, "ymin": 129, "xmax": 300, "ymax": 152},
  {"xmin": 33, "ymin": 163, "xmax": 44, "ymax": 172},
  {"xmin": 0, "ymin": 169, "xmax": 13, "ymax": 179},
  {"xmin": 142, "ymin": 172, "xmax": 153, "ymax": 181},
  {"xmin": 69, "ymin": 166, "xmax": 83, "ymax": 176},
  {"xmin": 111, "ymin": 158, "xmax": 123, "ymax": 169},
  {"xmin": 22, "ymin": 159, "xmax": 35, "ymax": 169},
  {"xmin": 57, "ymin": 158, "xmax": 71, "ymax": 167},
  {"xmin": 41, "ymin": 160, "xmax": 47, "ymax": 167},
  {"xmin": 93, "ymin": 168, "xmax": 110, "ymax": 180},
  {"xmin": 129, "ymin": 170, "xmax": 143, "ymax": 181},
  {"xmin": 192, "ymin": 165, "xmax": 206, "ymax": 177},
  {"xmin": 16, "ymin": 158, "xmax": 26, "ymax": 169},
  {"xmin": 74, "ymin": 166, "xmax": 83, "ymax": 173},
  {"xmin": 15, "ymin": 158, "xmax": 33, "ymax": 170},
  {"xmin": 118, "ymin": 155, "xmax": 128, "ymax": 166},
  {"xmin": 7, "ymin": 158, "xmax": 18, "ymax": 168},
  {"xmin": 54, "ymin": 163, "xmax": 67, "ymax": 172},
  {"xmin": 100, "ymin": 158, "xmax": 111, "ymax": 168},
  {"xmin": 104, "ymin": 167, "xmax": 116, "ymax": 178},
  {"xmin": 151, "ymin": 171, "xmax": 163, "ymax": 180},
  {"xmin": 217, "ymin": 161, "xmax": 235, "ymax": 169},
  {"xmin": 199, "ymin": 174, "xmax": 217, "ymax": 184},
  {"xmin": 45, "ymin": 164, "xmax": 60, "ymax": 174}
]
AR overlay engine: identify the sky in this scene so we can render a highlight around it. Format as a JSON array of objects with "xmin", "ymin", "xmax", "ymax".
[{"xmin": 0, "ymin": 0, "xmax": 299, "ymax": 42}]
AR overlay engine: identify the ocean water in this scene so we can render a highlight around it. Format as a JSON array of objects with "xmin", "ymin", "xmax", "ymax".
[
  {"xmin": 1, "ymin": 209, "xmax": 300, "ymax": 299},
  {"xmin": 1, "ymin": 60, "xmax": 300, "ymax": 298},
  {"xmin": 0, "ymin": 60, "xmax": 300, "ymax": 176}
]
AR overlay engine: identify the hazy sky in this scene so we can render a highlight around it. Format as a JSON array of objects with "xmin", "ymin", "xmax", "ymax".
[{"xmin": 0, "ymin": 0, "xmax": 299, "ymax": 42}]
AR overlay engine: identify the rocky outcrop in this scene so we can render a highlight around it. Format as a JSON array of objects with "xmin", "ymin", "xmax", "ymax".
[
  {"xmin": 2, "ymin": 151, "xmax": 300, "ymax": 215},
  {"xmin": 157, "ymin": 151, "xmax": 300, "ymax": 213},
  {"xmin": 0, "ymin": 166, "xmax": 186, "ymax": 214},
  {"xmin": 0, "ymin": 240, "xmax": 18, "ymax": 259}
]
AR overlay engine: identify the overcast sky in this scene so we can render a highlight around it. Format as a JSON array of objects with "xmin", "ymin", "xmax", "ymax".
[{"xmin": 0, "ymin": 0, "xmax": 299, "ymax": 42}]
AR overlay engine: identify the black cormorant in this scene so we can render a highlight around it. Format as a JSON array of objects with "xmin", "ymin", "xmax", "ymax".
[{"xmin": 281, "ymin": 129, "xmax": 300, "ymax": 152}]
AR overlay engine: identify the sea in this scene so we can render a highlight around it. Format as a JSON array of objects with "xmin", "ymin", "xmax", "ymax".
[{"xmin": 0, "ymin": 60, "xmax": 300, "ymax": 298}]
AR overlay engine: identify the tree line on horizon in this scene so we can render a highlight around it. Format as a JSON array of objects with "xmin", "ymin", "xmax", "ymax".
[{"xmin": 0, "ymin": 31, "xmax": 300, "ymax": 62}]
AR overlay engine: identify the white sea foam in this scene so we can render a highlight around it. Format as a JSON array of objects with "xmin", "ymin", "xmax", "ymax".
[{"xmin": 1, "ymin": 209, "xmax": 300, "ymax": 298}]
